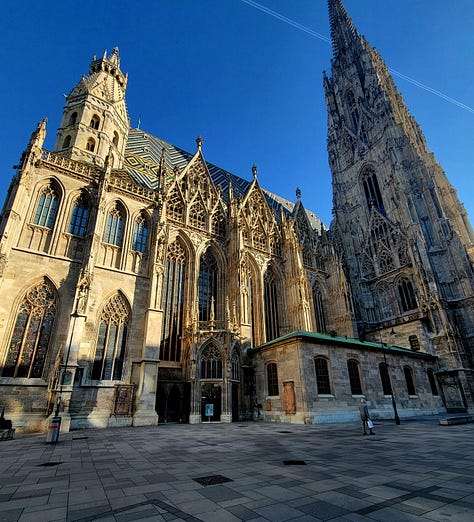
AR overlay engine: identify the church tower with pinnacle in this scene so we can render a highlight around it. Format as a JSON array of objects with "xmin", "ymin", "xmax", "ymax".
[
  {"xmin": 54, "ymin": 48, "xmax": 129, "ymax": 169},
  {"xmin": 324, "ymin": 0, "xmax": 474, "ymax": 408}
]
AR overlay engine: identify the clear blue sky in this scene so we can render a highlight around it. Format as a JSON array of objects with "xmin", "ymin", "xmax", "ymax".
[{"xmin": 1, "ymin": 0, "xmax": 473, "ymax": 226}]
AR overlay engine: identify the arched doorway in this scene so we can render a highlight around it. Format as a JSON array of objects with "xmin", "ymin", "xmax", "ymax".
[{"xmin": 201, "ymin": 383, "xmax": 221, "ymax": 421}]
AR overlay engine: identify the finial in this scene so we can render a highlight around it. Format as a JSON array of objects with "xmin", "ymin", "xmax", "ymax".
[
  {"xmin": 296, "ymin": 187, "xmax": 301, "ymax": 200},
  {"xmin": 196, "ymin": 135, "xmax": 202, "ymax": 151},
  {"xmin": 252, "ymin": 164, "xmax": 257, "ymax": 179},
  {"xmin": 137, "ymin": 116, "xmax": 141, "ymax": 129}
]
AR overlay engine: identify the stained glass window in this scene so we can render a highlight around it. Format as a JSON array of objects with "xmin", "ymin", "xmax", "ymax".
[
  {"xmin": 69, "ymin": 195, "xmax": 89, "ymax": 236},
  {"xmin": 200, "ymin": 343, "xmax": 222, "ymax": 379},
  {"xmin": 160, "ymin": 241, "xmax": 186, "ymax": 362},
  {"xmin": 91, "ymin": 294, "xmax": 129, "ymax": 380},
  {"xmin": 2, "ymin": 281, "xmax": 57, "ymax": 378},
  {"xmin": 33, "ymin": 186, "xmax": 59, "ymax": 229},
  {"xmin": 198, "ymin": 249, "xmax": 218, "ymax": 322},
  {"xmin": 132, "ymin": 215, "xmax": 148, "ymax": 253},
  {"xmin": 104, "ymin": 205, "xmax": 123, "ymax": 246},
  {"xmin": 264, "ymin": 267, "xmax": 279, "ymax": 342}
]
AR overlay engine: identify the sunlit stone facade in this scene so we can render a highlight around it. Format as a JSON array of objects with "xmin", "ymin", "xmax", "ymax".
[{"xmin": 0, "ymin": 1, "xmax": 472, "ymax": 432}]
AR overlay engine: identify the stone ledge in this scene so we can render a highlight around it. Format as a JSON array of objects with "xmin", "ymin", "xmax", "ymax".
[{"xmin": 440, "ymin": 416, "xmax": 473, "ymax": 425}]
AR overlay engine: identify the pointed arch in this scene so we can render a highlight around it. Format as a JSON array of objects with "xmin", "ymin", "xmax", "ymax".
[
  {"xmin": 397, "ymin": 276, "xmax": 417, "ymax": 312},
  {"xmin": 104, "ymin": 201, "xmax": 126, "ymax": 246},
  {"xmin": 198, "ymin": 247, "xmax": 219, "ymax": 322},
  {"xmin": 312, "ymin": 280, "xmax": 327, "ymax": 333},
  {"xmin": 132, "ymin": 211, "xmax": 149, "ymax": 253},
  {"xmin": 161, "ymin": 238, "xmax": 188, "ymax": 362},
  {"xmin": 91, "ymin": 291, "xmax": 130, "ymax": 380},
  {"xmin": 200, "ymin": 340, "xmax": 223, "ymax": 379},
  {"xmin": 188, "ymin": 197, "xmax": 207, "ymax": 230},
  {"xmin": 2, "ymin": 278, "xmax": 58, "ymax": 378},
  {"xmin": 264, "ymin": 264, "xmax": 281, "ymax": 342},
  {"xmin": 33, "ymin": 180, "xmax": 62, "ymax": 229},
  {"xmin": 68, "ymin": 191, "xmax": 90, "ymax": 237},
  {"xmin": 361, "ymin": 166, "xmax": 384, "ymax": 214}
]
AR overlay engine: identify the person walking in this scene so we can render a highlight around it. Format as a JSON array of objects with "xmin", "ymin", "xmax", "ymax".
[{"xmin": 359, "ymin": 398, "xmax": 375, "ymax": 435}]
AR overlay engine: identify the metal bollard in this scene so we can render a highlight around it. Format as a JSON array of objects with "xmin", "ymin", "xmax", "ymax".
[{"xmin": 46, "ymin": 416, "xmax": 61, "ymax": 443}]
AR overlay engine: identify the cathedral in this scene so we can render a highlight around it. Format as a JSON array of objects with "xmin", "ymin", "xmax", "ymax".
[{"xmin": 1, "ymin": 0, "xmax": 473, "ymax": 432}]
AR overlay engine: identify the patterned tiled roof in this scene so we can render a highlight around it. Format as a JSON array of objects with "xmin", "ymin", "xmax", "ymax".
[{"xmin": 124, "ymin": 128, "xmax": 324, "ymax": 230}]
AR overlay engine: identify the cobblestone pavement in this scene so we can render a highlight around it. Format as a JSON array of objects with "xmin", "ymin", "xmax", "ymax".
[{"xmin": 1, "ymin": 416, "xmax": 474, "ymax": 521}]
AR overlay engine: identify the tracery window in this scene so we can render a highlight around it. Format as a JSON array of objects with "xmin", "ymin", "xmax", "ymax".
[
  {"xmin": 398, "ymin": 278, "xmax": 417, "ymax": 312},
  {"xmin": 347, "ymin": 359, "xmax": 363, "ymax": 395},
  {"xmin": 104, "ymin": 205, "xmax": 124, "ymax": 246},
  {"xmin": 264, "ymin": 267, "xmax": 280, "ymax": 342},
  {"xmin": 2, "ymin": 280, "xmax": 57, "ymax": 378},
  {"xmin": 377, "ymin": 284, "xmax": 395, "ymax": 320},
  {"xmin": 314, "ymin": 357, "xmax": 332, "ymax": 394},
  {"xmin": 132, "ymin": 214, "xmax": 148, "ymax": 253},
  {"xmin": 33, "ymin": 185, "xmax": 59, "ymax": 229},
  {"xmin": 253, "ymin": 226, "xmax": 266, "ymax": 251},
  {"xmin": 362, "ymin": 168, "xmax": 384, "ymax": 214},
  {"xmin": 198, "ymin": 248, "xmax": 218, "ymax": 322},
  {"xmin": 160, "ymin": 241, "xmax": 187, "ymax": 362},
  {"xmin": 267, "ymin": 362, "xmax": 279, "ymax": 396},
  {"xmin": 378, "ymin": 249, "xmax": 395, "ymax": 274},
  {"xmin": 200, "ymin": 343, "xmax": 222, "ymax": 379},
  {"xmin": 167, "ymin": 188, "xmax": 184, "ymax": 222},
  {"xmin": 68, "ymin": 194, "xmax": 89, "ymax": 237},
  {"xmin": 91, "ymin": 293, "xmax": 129, "ymax": 380},
  {"xmin": 379, "ymin": 362, "xmax": 392, "ymax": 395},
  {"xmin": 212, "ymin": 211, "xmax": 226, "ymax": 237},
  {"xmin": 404, "ymin": 366, "xmax": 416, "ymax": 395},
  {"xmin": 189, "ymin": 201, "xmax": 206, "ymax": 230},
  {"xmin": 312, "ymin": 282, "xmax": 327, "ymax": 333},
  {"xmin": 63, "ymin": 135, "xmax": 71, "ymax": 149}
]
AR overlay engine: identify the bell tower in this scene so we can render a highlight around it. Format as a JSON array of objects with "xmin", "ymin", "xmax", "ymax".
[
  {"xmin": 54, "ymin": 48, "xmax": 129, "ymax": 168},
  {"xmin": 325, "ymin": 0, "xmax": 474, "ymax": 406}
]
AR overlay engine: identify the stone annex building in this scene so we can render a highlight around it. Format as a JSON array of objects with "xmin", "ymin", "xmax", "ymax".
[{"xmin": 1, "ymin": 0, "xmax": 473, "ymax": 432}]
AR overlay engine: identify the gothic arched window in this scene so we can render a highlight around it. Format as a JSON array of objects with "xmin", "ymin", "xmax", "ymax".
[
  {"xmin": 264, "ymin": 267, "xmax": 280, "ymax": 342},
  {"xmin": 231, "ymin": 349, "xmax": 240, "ymax": 380},
  {"xmin": 362, "ymin": 168, "xmax": 384, "ymax": 214},
  {"xmin": 404, "ymin": 366, "xmax": 416, "ymax": 396},
  {"xmin": 2, "ymin": 280, "xmax": 57, "ymax": 378},
  {"xmin": 212, "ymin": 210, "xmax": 226, "ymax": 237},
  {"xmin": 63, "ymin": 135, "xmax": 72, "ymax": 149},
  {"xmin": 398, "ymin": 278, "xmax": 417, "ymax": 312},
  {"xmin": 189, "ymin": 201, "xmax": 206, "ymax": 230},
  {"xmin": 86, "ymin": 138, "xmax": 95, "ymax": 152},
  {"xmin": 315, "ymin": 357, "xmax": 332, "ymax": 394},
  {"xmin": 132, "ymin": 214, "xmax": 148, "ymax": 253},
  {"xmin": 33, "ymin": 185, "xmax": 59, "ymax": 229},
  {"xmin": 379, "ymin": 362, "xmax": 392, "ymax": 395},
  {"xmin": 68, "ymin": 194, "xmax": 89, "ymax": 237},
  {"xmin": 91, "ymin": 293, "xmax": 129, "ymax": 380},
  {"xmin": 104, "ymin": 205, "xmax": 124, "ymax": 246},
  {"xmin": 90, "ymin": 114, "xmax": 100, "ymax": 130},
  {"xmin": 267, "ymin": 362, "xmax": 279, "ymax": 396},
  {"xmin": 69, "ymin": 112, "xmax": 77, "ymax": 125},
  {"xmin": 312, "ymin": 282, "xmax": 327, "ymax": 333},
  {"xmin": 160, "ymin": 241, "xmax": 187, "ymax": 362},
  {"xmin": 200, "ymin": 343, "xmax": 222, "ymax": 379},
  {"xmin": 198, "ymin": 248, "xmax": 219, "ymax": 322},
  {"xmin": 347, "ymin": 359, "xmax": 363, "ymax": 395}
]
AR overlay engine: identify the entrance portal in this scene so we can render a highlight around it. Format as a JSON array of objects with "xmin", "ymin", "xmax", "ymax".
[{"xmin": 201, "ymin": 383, "xmax": 221, "ymax": 421}]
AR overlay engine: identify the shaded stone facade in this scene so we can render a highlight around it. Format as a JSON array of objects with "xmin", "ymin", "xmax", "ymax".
[{"xmin": 0, "ymin": 1, "xmax": 472, "ymax": 432}]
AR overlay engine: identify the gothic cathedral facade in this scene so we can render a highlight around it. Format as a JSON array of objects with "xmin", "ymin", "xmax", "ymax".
[{"xmin": 0, "ymin": 1, "xmax": 473, "ymax": 431}]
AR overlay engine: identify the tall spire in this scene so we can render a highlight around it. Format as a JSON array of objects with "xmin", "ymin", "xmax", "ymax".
[{"xmin": 328, "ymin": 0, "xmax": 361, "ymax": 57}]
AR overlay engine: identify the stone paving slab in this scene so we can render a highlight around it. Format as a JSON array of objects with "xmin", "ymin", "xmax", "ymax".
[{"xmin": 1, "ymin": 416, "xmax": 474, "ymax": 521}]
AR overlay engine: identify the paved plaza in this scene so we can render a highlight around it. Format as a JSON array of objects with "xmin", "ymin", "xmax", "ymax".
[{"xmin": 1, "ymin": 416, "xmax": 474, "ymax": 521}]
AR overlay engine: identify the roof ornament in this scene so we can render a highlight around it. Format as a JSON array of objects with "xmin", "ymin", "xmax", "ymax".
[
  {"xmin": 296, "ymin": 187, "xmax": 301, "ymax": 200},
  {"xmin": 196, "ymin": 135, "xmax": 202, "ymax": 151},
  {"xmin": 252, "ymin": 164, "xmax": 258, "ymax": 179}
]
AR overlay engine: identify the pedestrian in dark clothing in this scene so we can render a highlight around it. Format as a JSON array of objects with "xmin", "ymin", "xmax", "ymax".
[{"xmin": 359, "ymin": 399, "xmax": 375, "ymax": 435}]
